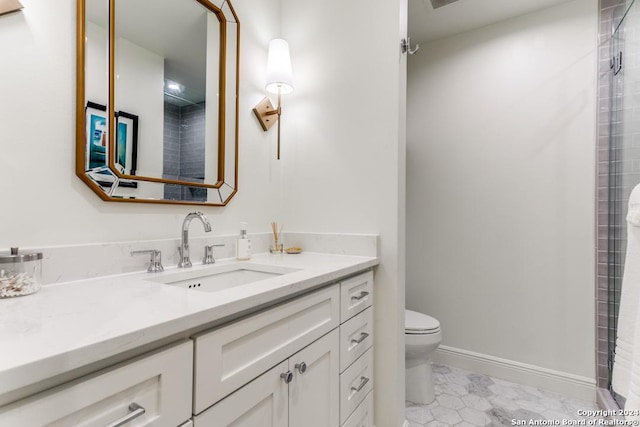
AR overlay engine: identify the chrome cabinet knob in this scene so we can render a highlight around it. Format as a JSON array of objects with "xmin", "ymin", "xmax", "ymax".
[
  {"xmin": 280, "ymin": 371, "xmax": 293, "ymax": 384},
  {"xmin": 295, "ymin": 362, "xmax": 307, "ymax": 374}
]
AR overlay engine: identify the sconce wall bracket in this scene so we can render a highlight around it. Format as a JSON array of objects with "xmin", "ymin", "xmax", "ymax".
[
  {"xmin": 253, "ymin": 97, "xmax": 279, "ymax": 131},
  {"xmin": 0, "ymin": 0, "xmax": 23, "ymax": 16}
]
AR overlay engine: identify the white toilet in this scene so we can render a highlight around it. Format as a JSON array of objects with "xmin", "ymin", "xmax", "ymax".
[{"xmin": 405, "ymin": 309, "xmax": 442, "ymax": 404}]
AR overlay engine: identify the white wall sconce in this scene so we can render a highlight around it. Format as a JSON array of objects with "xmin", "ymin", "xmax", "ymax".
[
  {"xmin": 0, "ymin": 0, "xmax": 23, "ymax": 16},
  {"xmin": 253, "ymin": 38, "xmax": 294, "ymax": 160}
]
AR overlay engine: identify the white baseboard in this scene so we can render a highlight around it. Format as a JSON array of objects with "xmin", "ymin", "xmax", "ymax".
[{"xmin": 433, "ymin": 345, "xmax": 596, "ymax": 402}]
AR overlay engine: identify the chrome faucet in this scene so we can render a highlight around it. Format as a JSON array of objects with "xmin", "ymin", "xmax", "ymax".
[{"xmin": 178, "ymin": 211, "xmax": 212, "ymax": 268}]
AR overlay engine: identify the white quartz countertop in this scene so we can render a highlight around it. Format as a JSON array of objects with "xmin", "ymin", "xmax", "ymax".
[{"xmin": 0, "ymin": 252, "xmax": 378, "ymax": 397}]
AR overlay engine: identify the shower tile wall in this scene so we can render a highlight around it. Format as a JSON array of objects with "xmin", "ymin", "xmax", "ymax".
[
  {"xmin": 162, "ymin": 102, "xmax": 206, "ymax": 201},
  {"xmin": 597, "ymin": 0, "xmax": 640, "ymax": 390},
  {"xmin": 178, "ymin": 104, "xmax": 206, "ymax": 181},
  {"xmin": 163, "ymin": 102, "xmax": 181, "ymax": 200}
]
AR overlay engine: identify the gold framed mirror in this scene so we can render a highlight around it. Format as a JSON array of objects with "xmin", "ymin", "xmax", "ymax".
[{"xmin": 76, "ymin": 0, "xmax": 239, "ymax": 206}]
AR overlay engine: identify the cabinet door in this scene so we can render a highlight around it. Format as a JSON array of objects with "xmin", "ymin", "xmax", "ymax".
[
  {"xmin": 289, "ymin": 329, "xmax": 340, "ymax": 427},
  {"xmin": 193, "ymin": 361, "xmax": 288, "ymax": 427}
]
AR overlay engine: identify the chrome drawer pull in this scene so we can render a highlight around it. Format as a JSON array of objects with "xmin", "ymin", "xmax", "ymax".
[
  {"xmin": 351, "ymin": 376, "xmax": 370, "ymax": 393},
  {"xmin": 105, "ymin": 402, "xmax": 146, "ymax": 427},
  {"xmin": 350, "ymin": 332, "xmax": 370, "ymax": 346},
  {"xmin": 351, "ymin": 291, "xmax": 369, "ymax": 301}
]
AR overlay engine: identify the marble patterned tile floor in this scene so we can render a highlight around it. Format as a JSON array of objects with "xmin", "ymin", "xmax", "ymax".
[{"xmin": 405, "ymin": 364, "xmax": 601, "ymax": 426}]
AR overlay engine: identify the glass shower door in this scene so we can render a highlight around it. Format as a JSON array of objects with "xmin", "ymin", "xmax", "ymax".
[{"xmin": 608, "ymin": 0, "xmax": 640, "ymax": 407}]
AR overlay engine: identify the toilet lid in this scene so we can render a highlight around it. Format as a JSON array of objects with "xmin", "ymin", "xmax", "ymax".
[{"xmin": 405, "ymin": 309, "xmax": 440, "ymax": 333}]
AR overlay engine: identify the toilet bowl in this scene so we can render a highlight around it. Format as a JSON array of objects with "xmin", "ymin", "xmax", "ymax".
[{"xmin": 405, "ymin": 309, "xmax": 442, "ymax": 404}]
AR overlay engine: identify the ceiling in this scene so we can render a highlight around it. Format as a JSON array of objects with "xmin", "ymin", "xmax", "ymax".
[{"xmin": 408, "ymin": 0, "xmax": 577, "ymax": 44}]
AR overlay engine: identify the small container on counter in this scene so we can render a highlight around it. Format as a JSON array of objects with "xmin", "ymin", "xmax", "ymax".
[
  {"xmin": 235, "ymin": 222, "xmax": 252, "ymax": 261},
  {"xmin": 0, "ymin": 247, "xmax": 43, "ymax": 298}
]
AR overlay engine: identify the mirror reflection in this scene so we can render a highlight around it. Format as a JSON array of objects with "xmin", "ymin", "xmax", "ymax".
[
  {"xmin": 78, "ymin": 0, "xmax": 239, "ymax": 206},
  {"xmin": 115, "ymin": 0, "xmax": 220, "ymax": 189}
]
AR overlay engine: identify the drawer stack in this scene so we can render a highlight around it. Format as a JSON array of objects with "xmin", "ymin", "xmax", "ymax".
[{"xmin": 339, "ymin": 271, "xmax": 374, "ymax": 427}]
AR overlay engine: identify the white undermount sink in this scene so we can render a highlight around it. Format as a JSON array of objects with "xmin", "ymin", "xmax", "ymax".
[{"xmin": 147, "ymin": 263, "xmax": 300, "ymax": 293}]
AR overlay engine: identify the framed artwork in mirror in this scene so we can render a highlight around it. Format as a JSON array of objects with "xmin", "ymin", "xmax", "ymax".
[
  {"xmin": 85, "ymin": 101, "xmax": 138, "ymax": 189},
  {"xmin": 115, "ymin": 110, "xmax": 138, "ymax": 176},
  {"xmin": 85, "ymin": 101, "xmax": 107, "ymax": 171}
]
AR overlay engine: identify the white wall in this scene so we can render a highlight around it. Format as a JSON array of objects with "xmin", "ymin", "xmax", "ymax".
[
  {"xmin": 115, "ymin": 38, "xmax": 164, "ymax": 183},
  {"xmin": 0, "ymin": 0, "xmax": 282, "ymax": 246},
  {"xmin": 407, "ymin": 0, "xmax": 597, "ymax": 381},
  {"xmin": 279, "ymin": 0, "xmax": 407, "ymax": 424},
  {"xmin": 85, "ymin": 21, "xmax": 107, "ymax": 106}
]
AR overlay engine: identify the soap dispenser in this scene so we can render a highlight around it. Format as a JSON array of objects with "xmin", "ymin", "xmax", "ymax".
[{"xmin": 236, "ymin": 222, "xmax": 252, "ymax": 260}]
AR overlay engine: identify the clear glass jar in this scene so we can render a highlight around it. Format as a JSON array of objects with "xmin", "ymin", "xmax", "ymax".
[{"xmin": 0, "ymin": 248, "xmax": 42, "ymax": 298}]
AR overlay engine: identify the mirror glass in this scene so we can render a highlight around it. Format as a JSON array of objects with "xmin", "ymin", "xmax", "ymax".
[{"xmin": 78, "ymin": 0, "xmax": 239, "ymax": 206}]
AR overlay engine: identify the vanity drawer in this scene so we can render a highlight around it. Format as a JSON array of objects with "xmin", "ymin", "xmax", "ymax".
[
  {"xmin": 342, "ymin": 391, "xmax": 373, "ymax": 427},
  {"xmin": 193, "ymin": 283, "xmax": 340, "ymax": 414},
  {"xmin": 340, "ymin": 306, "xmax": 374, "ymax": 372},
  {"xmin": 0, "ymin": 340, "xmax": 193, "ymax": 427},
  {"xmin": 340, "ymin": 347, "xmax": 374, "ymax": 425},
  {"xmin": 340, "ymin": 271, "xmax": 373, "ymax": 322}
]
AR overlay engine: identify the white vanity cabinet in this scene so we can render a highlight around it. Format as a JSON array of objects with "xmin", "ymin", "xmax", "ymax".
[
  {"xmin": 0, "ymin": 265, "xmax": 376, "ymax": 427},
  {"xmin": 0, "ymin": 340, "xmax": 193, "ymax": 427},
  {"xmin": 192, "ymin": 269, "xmax": 374, "ymax": 427}
]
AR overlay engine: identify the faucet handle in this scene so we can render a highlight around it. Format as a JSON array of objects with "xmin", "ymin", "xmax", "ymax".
[
  {"xmin": 131, "ymin": 249, "xmax": 164, "ymax": 273},
  {"xmin": 203, "ymin": 244, "xmax": 225, "ymax": 264}
]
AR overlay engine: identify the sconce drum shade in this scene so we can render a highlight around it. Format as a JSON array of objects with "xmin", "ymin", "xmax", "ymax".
[{"xmin": 265, "ymin": 38, "xmax": 294, "ymax": 95}]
